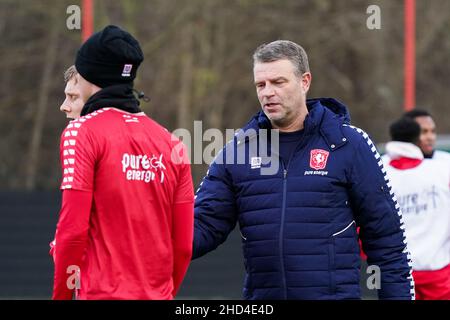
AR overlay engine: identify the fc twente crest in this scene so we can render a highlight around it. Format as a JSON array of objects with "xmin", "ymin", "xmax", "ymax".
[{"xmin": 309, "ymin": 149, "xmax": 329, "ymax": 170}]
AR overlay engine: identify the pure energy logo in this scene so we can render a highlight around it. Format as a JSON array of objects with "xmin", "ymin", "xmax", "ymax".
[{"xmin": 122, "ymin": 153, "xmax": 166, "ymax": 183}]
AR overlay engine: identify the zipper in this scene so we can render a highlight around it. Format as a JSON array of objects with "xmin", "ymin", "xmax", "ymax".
[
  {"xmin": 277, "ymin": 128, "xmax": 309, "ymax": 300},
  {"xmin": 279, "ymin": 162, "xmax": 288, "ymax": 299}
]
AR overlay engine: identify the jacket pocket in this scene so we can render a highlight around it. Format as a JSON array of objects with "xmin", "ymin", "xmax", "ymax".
[
  {"xmin": 329, "ymin": 220, "xmax": 356, "ymax": 296},
  {"xmin": 332, "ymin": 220, "xmax": 356, "ymax": 237}
]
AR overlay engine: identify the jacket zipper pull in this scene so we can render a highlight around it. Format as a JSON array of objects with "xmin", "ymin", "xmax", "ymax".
[{"xmin": 283, "ymin": 169, "xmax": 287, "ymax": 179}]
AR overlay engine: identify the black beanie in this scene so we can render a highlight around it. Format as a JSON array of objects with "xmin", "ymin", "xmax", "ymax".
[{"xmin": 75, "ymin": 25, "xmax": 144, "ymax": 88}]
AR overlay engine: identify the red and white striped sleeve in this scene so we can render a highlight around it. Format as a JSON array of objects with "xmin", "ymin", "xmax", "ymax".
[{"xmin": 59, "ymin": 118, "xmax": 97, "ymax": 191}]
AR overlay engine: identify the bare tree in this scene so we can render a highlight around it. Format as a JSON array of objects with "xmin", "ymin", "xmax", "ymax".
[{"xmin": 25, "ymin": 4, "xmax": 62, "ymax": 190}]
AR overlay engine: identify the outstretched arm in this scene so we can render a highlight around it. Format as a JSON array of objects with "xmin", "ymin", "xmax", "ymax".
[{"xmin": 193, "ymin": 154, "xmax": 238, "ymax": 259}]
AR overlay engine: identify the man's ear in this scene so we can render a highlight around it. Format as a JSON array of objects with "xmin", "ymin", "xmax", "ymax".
[{"xmin": 302, "ymin": 72, "xmax": 312, "ymax": 93}]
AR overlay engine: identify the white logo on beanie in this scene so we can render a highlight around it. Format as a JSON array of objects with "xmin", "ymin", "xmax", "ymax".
[{"xmin": 122, "ymin": 64, "xmax": 133, "ymax": 77}]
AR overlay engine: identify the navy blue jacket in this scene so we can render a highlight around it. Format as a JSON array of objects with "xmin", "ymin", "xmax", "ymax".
[{"xmin": 193, "ymin": 98, "xmax": 414, "ymax": 300}]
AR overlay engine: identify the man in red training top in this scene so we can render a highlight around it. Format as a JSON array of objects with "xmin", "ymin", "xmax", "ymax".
[{"xmin": 51, "ymin": 25, "xmax": 194, "ymax": 300}]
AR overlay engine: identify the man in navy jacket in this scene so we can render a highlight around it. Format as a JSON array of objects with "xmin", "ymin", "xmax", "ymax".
[{"xmin": 193, "ymin": 40, "xmax": 415, "ymax": 300}]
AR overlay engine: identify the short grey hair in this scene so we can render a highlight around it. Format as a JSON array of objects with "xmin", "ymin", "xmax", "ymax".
[{"xmin": 253, "ymin": 40, "xmax": 310, "ymax": 76}]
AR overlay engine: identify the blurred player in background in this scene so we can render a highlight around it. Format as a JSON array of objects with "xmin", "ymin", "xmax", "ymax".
[
  {"xmin": 384, "ymin": 117, "xmax": 450, "ymax": 299},
  {"xmin": 403, "ymin": 109, "xmax": 450, "ymax": 161}
]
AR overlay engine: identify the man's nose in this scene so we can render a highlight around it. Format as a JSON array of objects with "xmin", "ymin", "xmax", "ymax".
[
  {"xmin": 60, "ymin": 102, "xmax": 70, "ymax": 113},
  {"xmin": 261, "ymin": 83, "xmax": 275, "ymax": 97}
]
